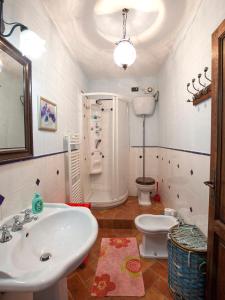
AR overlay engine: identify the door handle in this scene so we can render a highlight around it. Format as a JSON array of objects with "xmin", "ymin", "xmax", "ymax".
[{"xmin": 204, "ymin": 181, "xmax": 215, "ymax": 189}]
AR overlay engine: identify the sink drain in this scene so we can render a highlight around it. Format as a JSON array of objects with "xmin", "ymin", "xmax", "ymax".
[{"xmin": 40, "ymin": 253, "xmax": 52, "ymax": 262}]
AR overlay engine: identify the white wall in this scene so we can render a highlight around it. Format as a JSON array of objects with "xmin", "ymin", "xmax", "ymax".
[
  {"xmin": 158, "ymin": 0, "xmax": 225, "ymax": 153},
  {"xmin": 88, "ymin": 77, "xmax": 159, "ymax": 147},
  {"xmin": 156, "ymin": 0, "xmax": 225, "ymax": 234},
  {"xmin": 0, "ymin": 0, "xmax": 87, "ymax": 221}
]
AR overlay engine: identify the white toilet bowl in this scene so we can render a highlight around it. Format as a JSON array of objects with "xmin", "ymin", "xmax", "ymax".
[
  {"xmin": 136, "ymin": 177, "xmax": 155, "ymax": 206},
  {"xmin": 135, "ymin": 214, "xmax": 178, "ymax": 258}
]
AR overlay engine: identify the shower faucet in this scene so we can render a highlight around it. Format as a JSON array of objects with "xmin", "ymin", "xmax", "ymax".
[{"xmin": 95, "ymin": 139, "xmax": 102, "ymax": 149}]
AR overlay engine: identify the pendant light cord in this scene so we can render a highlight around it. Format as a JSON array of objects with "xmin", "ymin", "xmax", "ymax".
[
  {"xmin": 122, "ymin": 8, "xmax": 129, "ymax": 39},
  {"xmin": 143, "ymin": 115, "xmax": 146, "ymax": 178}
]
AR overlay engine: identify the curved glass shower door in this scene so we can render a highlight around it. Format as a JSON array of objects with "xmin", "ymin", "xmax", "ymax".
[
  {"xmin": 111, "ymin": 96, "xmax": 129, "ymax": 204},
  {"xmin": 82, "ymin": 93, "xmax": 129, "ymax": 208}
]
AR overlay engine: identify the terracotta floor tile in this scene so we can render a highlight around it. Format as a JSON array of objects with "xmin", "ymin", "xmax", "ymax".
[
  {"xmin": 145, "ymin": 286, "xmax": 168, "ymax": 300},
  {"xmin": 141, "ymin": 258, "xmax": 155, "ymax": 274},
  {"xmin": 152, "ymin": 278, "xmax": 173, "ymax": 299},
  {"xmin": 68, "ymin": 198, "xmax": 170, "ymax": 299},
  {"xmin": 150, "ymin": 261, "xmax": 168, "ymax": 280},
  {"xmin": 92, "ymin": 197, "xmax": 164, "ymax": 226},
  {"xmin": 68, "ymin": 231, "xmax": 171, "ymax": 299},
  {"xmin": 143, "ymin": 267, "xmax": 158, "ymax": 289}
]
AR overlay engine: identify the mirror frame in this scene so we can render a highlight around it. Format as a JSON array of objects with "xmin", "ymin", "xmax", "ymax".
[{"xmin": 0, "ymin": 36, "xmax": 33, "ymax": 163}]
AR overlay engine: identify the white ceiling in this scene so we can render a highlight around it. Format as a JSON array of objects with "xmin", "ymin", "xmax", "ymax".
[{"xmin": 42, "ymin": 0, "xmax": 201, "ymax": 79}]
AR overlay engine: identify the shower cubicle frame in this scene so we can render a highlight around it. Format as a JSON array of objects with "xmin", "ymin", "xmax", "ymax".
[{"xmin": 81, "ymin": 92, "xmax": 129, "ymax": 208}]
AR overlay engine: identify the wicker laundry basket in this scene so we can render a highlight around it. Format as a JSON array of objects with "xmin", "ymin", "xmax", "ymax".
[{"xmin": 168, "ymin": 224, "xmax": 207, "ymax": 300}]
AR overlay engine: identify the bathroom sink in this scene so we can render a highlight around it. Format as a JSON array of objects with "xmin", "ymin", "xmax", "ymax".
[{"xmin": 0, "ymin": 203, "xmax": 98, "ymax": 292}]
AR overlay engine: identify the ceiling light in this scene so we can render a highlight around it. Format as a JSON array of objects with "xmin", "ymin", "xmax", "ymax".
[
  {"xmin": 0, "ymin": 0, "xmax": 46, "ymax": 59},
  {"xmin": 113, "ymin": 8, "xmax": 136, "ymax": 70}
]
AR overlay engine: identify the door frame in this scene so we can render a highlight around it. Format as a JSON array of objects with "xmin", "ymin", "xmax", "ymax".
[{"xmin": 206, "ymin": 19, "xmax": 225, "ymax": 299}]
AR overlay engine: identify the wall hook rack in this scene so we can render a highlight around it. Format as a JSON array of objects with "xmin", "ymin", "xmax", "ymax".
[{"xmin": 186, "ymin": 67, "xmax": 211, "ymax": 106}]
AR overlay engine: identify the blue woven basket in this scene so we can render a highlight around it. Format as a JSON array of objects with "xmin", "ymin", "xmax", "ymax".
[{"xmin": 168, "ymin": 225, "xmax": 207, "ymax": 300}]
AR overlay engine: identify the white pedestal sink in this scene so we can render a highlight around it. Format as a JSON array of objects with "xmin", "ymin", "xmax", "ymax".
[{"xmin": 0, "ymin": 203, "xmax": 98, "ymax": 300}]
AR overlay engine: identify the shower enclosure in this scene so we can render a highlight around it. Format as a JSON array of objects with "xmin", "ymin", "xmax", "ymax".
[{"xmin": 81, "ymin": 93, "xmax": 129, "ymax": 208}]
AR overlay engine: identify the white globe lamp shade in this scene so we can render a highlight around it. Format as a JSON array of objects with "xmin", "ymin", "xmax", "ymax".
[
  {"xmin": 20, "ymin": 29, "xmax": 46, "ymax": 59},
  {"xmin": 113, "ymin": 39, "xmax": 136, "ymax": 70}
]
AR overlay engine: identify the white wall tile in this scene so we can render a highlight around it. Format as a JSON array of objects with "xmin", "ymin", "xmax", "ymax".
[
  {"xmin": 0, "ymin": 154, "xmax": 66, "ymax": 220},
  {"xmin": 0, "ymin": 0, "xmax": 87, "ymax": 220},
  {"xmin": 158, "ymin": 148, "xmax": 210, "ymax": 235}
]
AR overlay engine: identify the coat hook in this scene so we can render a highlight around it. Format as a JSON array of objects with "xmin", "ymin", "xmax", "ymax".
[
  {"xmin": 186, "ymin": 99, "xmax": 193, "ymax": 103},
  {"xmin": 192, "ymin": 78, "xmax": 200, "ymax": 92},
  {"xmin": 204, "ymin": 67, "xmax": 211, "ymax": 82},
  {"xmin": 198, "ymin": 73, "xmax": 208, "ymax": 95},
  {"xmin": 187, "ymin": 83, "xmax": 195, "ymax": 96},
  {"xmin": 198, "ymin": 74, "xmax": 206, "ymax": 88}
]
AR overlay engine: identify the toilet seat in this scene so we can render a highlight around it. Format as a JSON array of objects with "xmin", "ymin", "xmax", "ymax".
[{"xmin": 136, "ymin": 177, "xmax": 155, "ymax": 185}]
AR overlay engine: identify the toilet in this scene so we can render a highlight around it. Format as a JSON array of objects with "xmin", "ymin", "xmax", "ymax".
[
  {"xmin": 136, "ymin": 177, "xmax": 155, "ymax": 206},
  {"xmin": 135, "ymin": 214, "xmax": 178, "ymax": 258}
]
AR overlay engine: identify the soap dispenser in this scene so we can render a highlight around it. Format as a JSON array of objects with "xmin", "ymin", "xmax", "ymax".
[{"xmin": 32, "ymin": 193, "xmax": 44, "ymax": 214}]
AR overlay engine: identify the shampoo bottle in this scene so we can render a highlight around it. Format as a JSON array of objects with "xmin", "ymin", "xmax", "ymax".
[{"xmin": 32, "ymin": 193, "xmax": 44, "ymax": 214}]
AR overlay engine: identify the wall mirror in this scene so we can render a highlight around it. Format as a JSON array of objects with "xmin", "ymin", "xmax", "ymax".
[{"xmin": 0, "ymin": 36, "xmax": 33, "ymax": 163}]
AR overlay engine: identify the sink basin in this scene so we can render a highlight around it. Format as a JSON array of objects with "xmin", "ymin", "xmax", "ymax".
[{"xmin": 0, "ymin": 203, "xmax": 98, "ymax": 292}]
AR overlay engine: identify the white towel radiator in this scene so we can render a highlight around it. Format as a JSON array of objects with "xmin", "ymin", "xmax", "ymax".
[{"xmin": 65, "ymin": 134, "xmax": 83, "ymax": 203}]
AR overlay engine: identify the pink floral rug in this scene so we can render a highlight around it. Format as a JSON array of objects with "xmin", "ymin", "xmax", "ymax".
[{"xmin": 91, "ymin": 237, "xmax": 145, "ymax": 297}]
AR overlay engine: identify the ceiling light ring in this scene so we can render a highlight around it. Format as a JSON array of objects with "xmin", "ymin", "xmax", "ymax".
[{"xmin": 115, "ymin": 37, "xmax": 132, "ymax": 46}]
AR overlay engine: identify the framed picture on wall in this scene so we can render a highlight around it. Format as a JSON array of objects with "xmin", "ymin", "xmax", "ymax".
[{"xmin": 38, "ymin": 97, "xmax": 57, "ymax": 131}]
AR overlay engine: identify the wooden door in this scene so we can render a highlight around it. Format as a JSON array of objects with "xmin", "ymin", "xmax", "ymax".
[{"xmin": 206, "ymin": 19, "xmax": 225, "ymax": 300}]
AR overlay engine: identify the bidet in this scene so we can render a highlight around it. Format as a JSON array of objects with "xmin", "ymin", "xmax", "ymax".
[{"xmin": 135, "ymin": 214, "xmax": 178, "ymax": 258}]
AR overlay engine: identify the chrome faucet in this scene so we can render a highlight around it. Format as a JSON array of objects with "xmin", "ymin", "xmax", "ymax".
[
  {"xmin": 0, "ymin": 225, "xmax": 12, "ymax": 243},
  {"xmin": 21, "ymin": 209, "xmax": 38, "ymax": 223},
  {"xmin": 11, "ymin": 215, "xmax": 23, "ymax": 232},
  {"xmin": 0, "ymin": 210, "xmax": 38, "ymax": 243}
]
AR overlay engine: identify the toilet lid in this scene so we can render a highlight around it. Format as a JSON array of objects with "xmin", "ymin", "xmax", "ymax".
[{"xmin": 136, "ymin": 177, "xmax": 155, "ymax": 185}]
